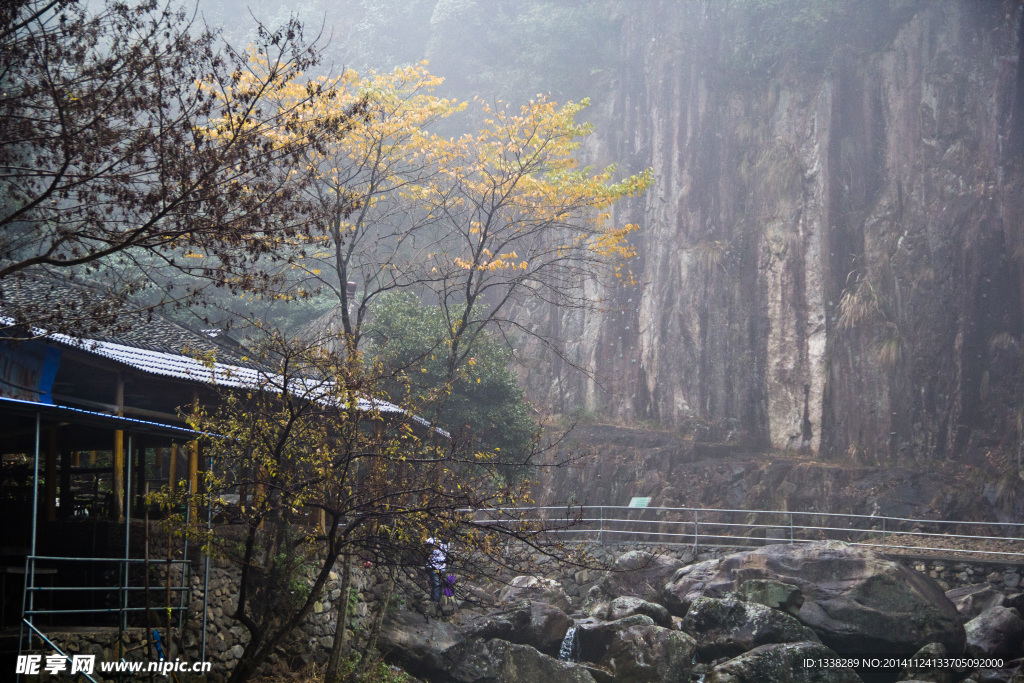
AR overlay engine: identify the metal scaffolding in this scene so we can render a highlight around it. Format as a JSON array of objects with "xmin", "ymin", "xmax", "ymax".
[{"xmin": 3, "ymin": 397, "xmax": 210, "ymax": 679}]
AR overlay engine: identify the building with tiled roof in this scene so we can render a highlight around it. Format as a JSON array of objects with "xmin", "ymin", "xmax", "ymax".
[{"xmin": 0, "ymin": 274, "xmax": 445, "ymax": 634}]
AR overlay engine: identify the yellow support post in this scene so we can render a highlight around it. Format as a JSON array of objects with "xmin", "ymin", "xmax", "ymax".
[
  {"xmin": 188, "ymin": 441, "xmax": 199, "ymax": 523},
  {"xmin": 168, "ymin": 444, "xmax": 178, "ymax": 497},
  {"xmin": 113, "ymin": 375, "xmax": 125, "ymax": 521}
]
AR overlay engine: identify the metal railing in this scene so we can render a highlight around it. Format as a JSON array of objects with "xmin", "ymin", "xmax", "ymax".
[
  {"xmin": 21, "ymin": 555, "xmax": 192, "ymax": 618},
  {"xmin": 466, "ymin": 506, "xmax": 1024, "ymax": 563}
]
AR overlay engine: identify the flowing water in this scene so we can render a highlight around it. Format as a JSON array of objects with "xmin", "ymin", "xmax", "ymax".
[{"xmin": 558, "ymin": 624, "xmax": 579, "ymax": 662}]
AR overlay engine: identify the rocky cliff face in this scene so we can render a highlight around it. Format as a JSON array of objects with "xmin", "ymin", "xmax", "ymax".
[{"xmin": 521, "ymin": 0, "xmax": 1024, "ymax": 466}]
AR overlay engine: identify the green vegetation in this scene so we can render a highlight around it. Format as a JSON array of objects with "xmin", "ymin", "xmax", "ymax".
[{"xmin": 366, "ymin": 292, "xmax": 536, "ymax": 470}]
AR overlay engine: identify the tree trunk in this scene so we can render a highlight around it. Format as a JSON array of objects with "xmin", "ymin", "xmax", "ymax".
[
  {"xmin": 323, "ymin": 552, "xmax": 352, "ymax": 683},
  {"xmin": 353, "ymin": 568, "xmax": 396, "ymax": 680}
]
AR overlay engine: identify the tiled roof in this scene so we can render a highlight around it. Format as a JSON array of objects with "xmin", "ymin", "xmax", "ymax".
[
  {"xmin": 49, "ymin": 334, "xmax": 266, "ymax": 388},
  {"xmin": 0, "ymin": 274, "xmax": 258, "ymax": 367},
  {"xmin": 0, "ymin": 274, "xmax": 447, "ymax": 435}
]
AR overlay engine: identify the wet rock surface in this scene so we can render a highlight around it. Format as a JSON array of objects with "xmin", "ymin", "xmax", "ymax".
[
  {"xmin": 948, "ymin": 584, "xmax": 1010, "ymax": 621},
  {"xmin": 665, "ymin": 542, "xmax": 965, "ymax": 656},
  {"xmin": 965, "ymin": 606, "xmax": 1024, "ymax": 658},
  {"xmin": 457, "ymin": 599, "xmax": 574, "ymax": 657},
  {"xmin": 586, "ymin": 621, "xmax": 695, "ymax": 683},
  {"xmin": 607, "ymin": 595, "xmax": 673, "ymax": 627},
  {"xmin": 371, "ymin": 541, "xmax": 1024, "ymax": 683},
  {"xmin": 662, "ymin": 558, "xmax": 724, "ymax": 616},
  {"xmin": 704, "ymin": 641, "xmax": 863, "ymax": 683},
  {"xmin": 444, "ymin": 638, "xmax": 596, "ymax": 683},
  {"xmin": 738, "ymin": 579, "xmax": 805, "ymax": 617},
  {"xmin": 586, "ymin": 550, "xmax": 685, "ymax": 608},
  {"xmin": 897, "ymin": 643, "xmax": 955, "ymax": 683},
  {"xmin": 378, "ymin": 609, "xmax": 464, "ymax": 677},
  {"xmin": 498, "ymin": 575, "xmax": 572, "ymax": 612},
  {"xmin": 681, "ymin": 595, "xmax": 820, "ymax": 659}
]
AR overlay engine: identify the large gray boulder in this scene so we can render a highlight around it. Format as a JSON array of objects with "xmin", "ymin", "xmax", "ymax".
[
  {"xmin": 663, "ymin": 542, "xmax": 965, "ymax": 656},
  {"xmin": 586, "ymin": 551, "xmax": 685, "ymax": 610},
  {"xmin": 965, "ymin": 606, "xmax": 1024, "ymax": 658},
  {"xmin": 576, "ymin": 615, "xmax": 695, "ymax": 683},
  {"xmin": 662, "ymin": 558, "xmax": 723, "ymax": 616},
  {"xmin": 499, "ymin": 576, "xmax": 571, "ymax": 612},
  {"xmin": 462, "ymin": 600, "xmax": 572, "ymax": 657},
  {"xmin": 576, "ymin": 614, "xmax": 657, "ymax": 663},
  {"xmin": 896, "ymin": 643, "xmax": 954, "ymax": 683},
  {"xmin": 946, "ymin": 584, "xmax": 1007, "ymax": 621},
  {"xmin": 591, "ymin": 596, "xmax": 672, "ymax": 628},
  {"xmin": 379, "ymin": 610, "xmax": 464, "ymax": 677},
  {"xmin": 705, "ymin": 642, "xmax": 863, "ymax": 683},
  {"xmin": 445, "ymin": 638, "xmax": 596, "ymax": 683},
  {"xmin": 681, "ymin": 596, "xmax": 820, "ymax": 659},
  {"xmin": 610, "ymin": 596, "xmax": 672, "ymax": 627}
]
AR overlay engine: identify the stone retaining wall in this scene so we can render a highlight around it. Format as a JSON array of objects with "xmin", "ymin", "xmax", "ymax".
[{"xmin": 33, "ymin": 557, "xmax": 389, "ymax": 682}]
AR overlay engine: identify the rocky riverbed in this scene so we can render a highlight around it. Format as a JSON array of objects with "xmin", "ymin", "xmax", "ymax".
[{"xmin": 381, "ymin": 541, "xmax": 1024, "ymax": 683}]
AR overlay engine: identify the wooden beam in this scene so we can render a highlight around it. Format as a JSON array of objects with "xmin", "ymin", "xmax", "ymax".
[{"xmin": 52, "ymin": 393, "xmax": 186, "ymax": 424}]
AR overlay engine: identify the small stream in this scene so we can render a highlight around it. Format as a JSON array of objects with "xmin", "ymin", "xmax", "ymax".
[{"xmin": 558, "ymin": 624, "xmax": 579, "ymax": 662}]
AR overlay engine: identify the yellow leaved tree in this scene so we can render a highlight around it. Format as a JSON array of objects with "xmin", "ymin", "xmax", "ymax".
[
  {"xmin": 408, "ymin": 94, "xmax": 652, "ymax": 377},
  {"xmin": 185, "ymin": 57, "xmax": 652, "ymax": 682},
  {"xmin": 224, "ymin": 56, "xmax": 651, "ymax": 375}
]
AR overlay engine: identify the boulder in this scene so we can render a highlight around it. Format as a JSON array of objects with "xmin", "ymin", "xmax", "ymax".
[
  {"xmin": 965, "ymin": 606, "xmax": 1024, "ymax": 658},
  {"xmin": 606, "ymin": 596, "xmax": 673, "ymax": 628},
  {"xmin": 519, "ymin": 602, "xmax": 574, "ymax": 656},
  {"xmin": 896, "ymin": 643, "xmax": 953, "ymax": 683},
  {"xmin": 576, "ymin": 614, "xmax": 657, "ymax": 664},
  {"xmin": 680, "ymin": 596, "xmax": 820, "ymax": 659},
  {"xmin": 738, "ymin": 579, "xmax": 805, "ymax": 617},
  {"xmin": 587, "ymin": 551, "xmax": 685, "ymax": 608},
  {"xmin": 461, "ymin": 600, "xmax": 573, "ymax": 656},
  {"xmin": 379, "ymin": 610, "xmax": 464, "ymax": 677},
  {"xmin": 966, "ymin": 669, "xmax": 1018, "ymax": 683},
  {"xmin": 704, "ymin": 641, "xmax": 863, "ymax": 683},
  {"xmin": 946, "ymin": 584, "xmax": 1007, "ymax": 621},
  {"xmin": 580, "ymin": 618, "xmax": 696, "ymax": 683},
  {"xmin": 664, "ymin": 542, "xmax": 965, "ymax": 656},
  {"xmin": 662, "ymin": 558, "xmax": 723, "ymax": 616},
  {"xmin": 461, "ymin": 582, "xmax": 501, "ymax": 609},
  {"xmin": 1004, "ymin": 593, "xmax": 1024, "ymax": 614},
  {"xmin": 461, "ymin": 603, "xmax": 533, "ymax": 642},
  {"xmin": 499, "ymin": 576, "xmax": 571, "ymax": 611},
  {"xmin": 445, "ymin": 638, "xmax": 596, "ymax": 683}
]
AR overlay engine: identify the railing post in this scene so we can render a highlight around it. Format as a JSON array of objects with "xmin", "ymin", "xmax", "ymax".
[
  {"xmin": 693, "ymin": 510, "xmax": 699, "ymax": 553},
  {"xmin": 790, "ymin": 513, "xmax": 794, "ymax": 543},
  {"xmin": 599, "ymin": 507, "xmax": 604, "ymax": 546},
  {"xmin": 882, "ymin": 518, "xmax": 887, "ymax": 555}
]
